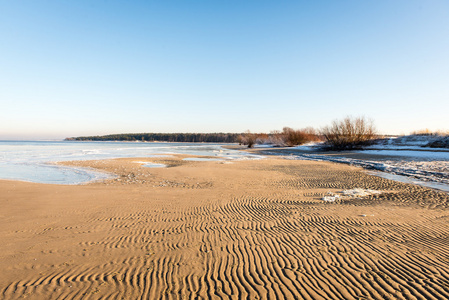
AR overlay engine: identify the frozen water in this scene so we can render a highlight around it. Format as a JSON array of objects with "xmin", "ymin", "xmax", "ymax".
[{"xmin": 0, "ymin": 141, "xmax": 261, "ymax": 184}]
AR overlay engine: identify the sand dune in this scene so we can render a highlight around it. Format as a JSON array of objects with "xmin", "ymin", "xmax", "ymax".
[{"xmin": 1, "ymin": 156, "xmax": 449, "ymax": 299}]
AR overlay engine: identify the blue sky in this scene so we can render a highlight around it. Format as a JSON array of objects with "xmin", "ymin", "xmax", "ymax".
[{"xmin": 1, "ymin": 1, "xmax": 448, "ymax": 139}]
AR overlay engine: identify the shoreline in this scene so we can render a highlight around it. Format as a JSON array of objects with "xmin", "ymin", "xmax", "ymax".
[
  {"xmin": 249, "ymin": 147, "xmax": 449, "ymax": 193},
  {"xmin": 1, "ymin": 156, "xmax": 449, "ymax": 299}
]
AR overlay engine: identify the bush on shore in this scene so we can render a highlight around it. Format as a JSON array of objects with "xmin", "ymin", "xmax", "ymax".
[
  {"xmin": 321, "ymin": 116, "xmax": 377, "ymax": 150},
  {"xmin": 237, "ymin": 131, "xmax": 258, "ymax": 148},
  {"xmin": 238, "ymin": 127, "xmax": 320, "ymax": 148},
  {"xmin": 281, "ymin": 127, "xmax": 320, "ymax": 146}
]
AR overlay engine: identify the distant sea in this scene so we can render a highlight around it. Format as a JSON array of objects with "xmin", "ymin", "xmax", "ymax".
[{"xmin": 0, "ymin": 141, "xmax": 256, "ymax": 185}]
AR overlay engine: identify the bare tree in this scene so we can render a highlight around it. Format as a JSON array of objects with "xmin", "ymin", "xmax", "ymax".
[
  {"xmin": 238, "ymin": 130, "xmax": 257, "ymax": 148},
  {"xmin": 282, "ymin": 127, "xmax": 320, "ymax": 146},
  {"xmin": 321, "ymin": 116, "xmax": 377, "ymax": 150}
]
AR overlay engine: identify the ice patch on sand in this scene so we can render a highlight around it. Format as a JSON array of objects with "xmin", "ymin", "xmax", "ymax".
[
  {"xmin": 322, "ymin": 189, "xmax": 382, "ymax": 202},
  {"xmin": 134, "ymin": 161, "xmax": 166, "ymax": 168},
  {"xmin": 342, "ymin": 189, "xmax": 382, "ymax": 197},
  {"xmin": 183, "ymin": 157, "xmax": 225, "ymax": 162},
  {"xmin": 322, "ymin": 194, "xmax": 340, "ymax": 202}
]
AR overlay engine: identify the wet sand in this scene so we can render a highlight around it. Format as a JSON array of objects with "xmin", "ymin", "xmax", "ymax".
[{"xmin": 1, "ymin": 156, "xmax": 449, "ymax": 299}]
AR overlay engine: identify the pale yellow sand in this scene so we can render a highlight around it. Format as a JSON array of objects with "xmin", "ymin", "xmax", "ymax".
[{"xmin": 1, "ymin": 156, "xmax": 449, "ymax": 299}]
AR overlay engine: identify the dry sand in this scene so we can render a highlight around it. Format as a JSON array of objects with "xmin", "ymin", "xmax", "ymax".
[{"xmin": 1, "ymin": 156, "xmax": 449, "ymax": 299}]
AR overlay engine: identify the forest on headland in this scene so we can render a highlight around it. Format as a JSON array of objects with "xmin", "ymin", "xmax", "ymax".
[{"xmin": 65, "ymin": 133, "xmax": 240, "ymax": 143}]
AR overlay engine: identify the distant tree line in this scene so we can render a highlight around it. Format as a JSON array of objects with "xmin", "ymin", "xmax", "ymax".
[
  {"xmin": 66, "ymin": 116, "xmax": 381, "ymax": 150},
  {"xmin": 65, "ymin": 133, "xmax": 241, "ymax": 143}
]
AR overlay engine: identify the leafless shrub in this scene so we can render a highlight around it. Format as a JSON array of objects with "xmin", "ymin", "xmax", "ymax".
[
  {"xmin": 238, "ymin": 130, "xmax": 257, "ymax": 148},
  {"xmin": 256, "ymin": 133, "xmax": 269, "ymax": 145},
  {"xmin": 321, "ymin": 116, "xmax": 377, "ymax": 150},
  {"xmin": 282, "ymin": 127, "xmax": 320, "ymax": 146},
  {"xmin": 238, "ymin": 127, "xmax": 321, "ymax": 148},
  {"xmin": 267, "ymin": 130, "xmax": 287, "ymax": 146}
]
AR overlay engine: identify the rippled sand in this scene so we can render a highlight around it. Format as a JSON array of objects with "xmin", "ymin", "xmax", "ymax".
[{"xmin": 1, "ymin": 156, "xmax": 449, "ymax": 299}]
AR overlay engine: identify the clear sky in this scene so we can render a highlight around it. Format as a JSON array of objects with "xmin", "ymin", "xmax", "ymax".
[{"xmin": 1, "ymin": 0, "xmax": 448, "ymax": 139}]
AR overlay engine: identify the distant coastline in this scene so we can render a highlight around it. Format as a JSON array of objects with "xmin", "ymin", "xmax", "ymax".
[{"xmin": 65, "ymin": 132, "xmax": 241, "ymax": 143}]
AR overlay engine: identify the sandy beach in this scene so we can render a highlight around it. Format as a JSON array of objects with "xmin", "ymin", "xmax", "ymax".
[{"xmin": 1, "ymin": 155, "xmax": 449, "ymax": 299}]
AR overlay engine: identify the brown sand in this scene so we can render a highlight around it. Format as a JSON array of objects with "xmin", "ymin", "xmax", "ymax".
[{"xmin": 1, "ymin": 156, "xmax": 449, "ymax": 299}]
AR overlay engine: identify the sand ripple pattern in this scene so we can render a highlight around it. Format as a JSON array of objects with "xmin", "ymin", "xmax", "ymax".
[{"xmin": 2, "ymin": 158, "xmax": 449, "ymax": 299}]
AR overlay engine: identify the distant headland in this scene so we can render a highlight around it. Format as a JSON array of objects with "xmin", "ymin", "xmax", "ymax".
[{"xmin": 65, "ymin": 133, "xmax": 240, "ymax": 143}]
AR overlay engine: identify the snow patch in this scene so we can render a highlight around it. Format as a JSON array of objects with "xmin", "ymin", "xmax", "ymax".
[
  {"xmin": 367, "ymin": 135, "xmax": 449, "ymax": 151},
  {"xmin": 134, "ymin": 161, "xmax": 166, "ymax": 168},
  {"xmin": 322, "ymin": 194, "xmax": 340, "ymax": 202},
  {"xmin": 342, "ymin": 189, "xmax": 382, "ymax": 197},
  {"xmin": 322, "ymin": 189, "xmax": 382, "ymax": 202}
]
